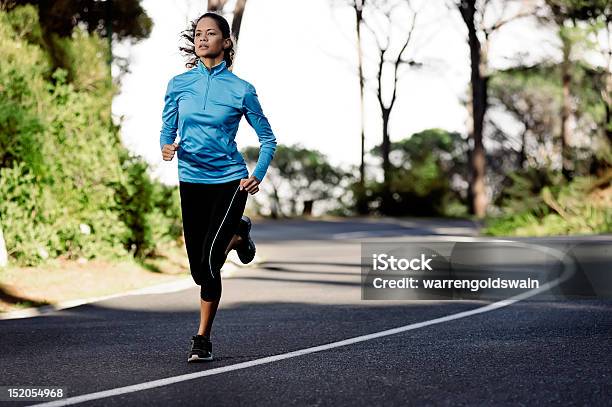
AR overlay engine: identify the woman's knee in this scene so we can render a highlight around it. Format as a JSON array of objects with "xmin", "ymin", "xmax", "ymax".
[
  {"xmin": 198, "ymin": 249, "xmax": 225, "ymax": 281},
  {"xmin": 200, "ymin": 281, "xmax": 222, "ymax": 301}
]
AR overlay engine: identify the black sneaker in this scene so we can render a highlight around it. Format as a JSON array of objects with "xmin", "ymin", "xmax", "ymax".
[
  {"xmin": 235, "ymin": 216, "xmax": 256, "ymax": 264},
  {"xmin": 188, "ymin": 335, "xmax": 213, "ymax": 362}
]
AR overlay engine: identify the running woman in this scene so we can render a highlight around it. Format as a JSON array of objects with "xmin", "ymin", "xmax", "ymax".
[{"xmin": 159, "ymin": 12, "xmax": 277, "ymax": 363}]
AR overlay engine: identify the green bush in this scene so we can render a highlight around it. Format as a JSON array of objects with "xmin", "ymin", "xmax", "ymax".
[
  {"xmin": 356, "ymin": 129, "xmax": 469, "ymax": 217},
  {"xmin": 0, "ymin": 6, "xmax": 181, "ymax": 266},
  {"xmin": 485, "ymin": 171, "xmax": 611, "ymax": 236}
]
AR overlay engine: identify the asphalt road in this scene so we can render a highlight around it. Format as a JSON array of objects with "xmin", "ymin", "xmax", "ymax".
[{"xmin": 1, "ymin": 218, "xmax": 610, "ymax": 407}]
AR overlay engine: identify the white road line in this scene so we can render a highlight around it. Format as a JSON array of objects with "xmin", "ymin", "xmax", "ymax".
[{"xmin": 30, "ymin": 241, "xmax": 574, "ymax": 407}]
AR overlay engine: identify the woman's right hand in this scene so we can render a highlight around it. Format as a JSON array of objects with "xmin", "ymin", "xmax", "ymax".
[{"xmin": 162, "ymin": 143, "xmax": 178, "ymax": 161}]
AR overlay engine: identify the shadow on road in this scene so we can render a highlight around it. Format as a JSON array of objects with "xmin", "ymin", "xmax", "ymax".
[{"xmin": 0, "ymin": 284, "xmax": 49, "ymax": 308}]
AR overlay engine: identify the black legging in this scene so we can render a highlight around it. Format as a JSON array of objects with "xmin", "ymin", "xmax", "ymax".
[{"xmin": 179, "ymin": 179, "xmax": 248, "ymax": 301}]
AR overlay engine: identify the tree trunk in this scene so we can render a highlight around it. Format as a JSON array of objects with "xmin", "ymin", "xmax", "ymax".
[
  {"xmin": 603, "ymin": 71, "xmax": 612, "ymax": 146},
  {"xmin": 270, "ymin": 184, "xmax": 282, "ymax": 218},
  {"xmin": 302, "ymin": 200, "xmax": 313, "ymax": 216},
  {"xmin": 231, "ymin": 0, "xmax": 248, "ymax": 42},
  {"xmin": 462, "ymin": 0, "xmax": 488, "ymax": 218},
  {"xmin": 606, "ymin": 98, "xmax": 611, "ymax": 146},
  {"xmin": 519, "ymin": 129, "xmax": 527, "ymax": 169},
  {"xmin": 291, "ymin": 197, "xmax": 298, "ymax": 216},
  {"xmin": 207, "ymin": 0, "xmax": 227, "ymax": 11},
  {"xmin": 207, "ymin": 0, "xmax": 248, "ymax": 45},
  {"xmin": 380, "ymin": 107, "xmax": 394, "ymax": 213},
  {"xmin": 381, "ymin": 108, "xmax": 391, "ymax": 186},
  {"xmin": 354, "ymin": 2, "xmax": 366, "ymax": 188},
  {"xmin": 604, "ymin": 18, "xmax": 612, "ymax": 147},
  {"xmin": 356, "ymin": 5, "xmax": 368, "ymax": 215},
  {"xmin": 0, "ymin": 226, "xmax": 7, "ymax": 267},
  {"xmin": 560, "ymin": 35, "xmax": 573, "ymax": 180}
]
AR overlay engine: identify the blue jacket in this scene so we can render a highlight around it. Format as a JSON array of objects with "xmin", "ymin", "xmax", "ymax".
[{"xmin": 160, "ymin": 59, "xmax": 277, "ymax": 183}]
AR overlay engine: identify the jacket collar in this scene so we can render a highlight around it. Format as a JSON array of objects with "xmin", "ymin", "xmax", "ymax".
[{"xmin": 197, "ymin": 59, "xmax": 227, "ymax": 76}]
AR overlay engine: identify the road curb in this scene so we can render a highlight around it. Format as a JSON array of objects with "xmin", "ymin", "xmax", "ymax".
[{"xmin": 0, "ymin": 255, "xmax": 266, "ymax": 321}]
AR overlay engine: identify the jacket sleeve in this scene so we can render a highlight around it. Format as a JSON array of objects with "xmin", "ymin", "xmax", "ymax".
[
  {"xmin": 160, "ymin": 78, "xmax": 178, "ymax": 150},
  {"xmin": 242, "ymin": 82, "xmax": 277, "ymax": 182}
]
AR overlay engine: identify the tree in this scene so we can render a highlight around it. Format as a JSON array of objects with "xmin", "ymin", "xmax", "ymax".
[
  {"xmin": 533, "ymin": 0, "xmax": 612, "ymax": 178},
  {"xmin": 329, "ymin": 0, "xmax": 368, "ymax": 213},
  {"xmin": 488, "ymin": 64, "xmax": 563, "ymax": 170},
  {"xmin": 2, "ymin": 0, "xmax": 152, "ymax": 81},
  {"xmin": 207, "ymin": 0, "xmax": 227, "ymax": 11},
  {"xmin": 242, "ymin": 145, "xmax": 346, "ymax": 217},
  {"xmin": 541, "ymin": 0, "xmax": 582, "ymax": 179},
  {"xmin": 589, "ymin": 1, "xmax": 612, "ymax": 146},
  {"xmin": 370, "ymin": 129, "xmax": 469, "ymax": 216},
  {"xmin": 358, "ymin": 0, "xmax": 423, "ymax": 213},
  {"xmin": 2, "ymin": 0, "xmax": 152, "ymax": 40},
  {"xmin": 350, "ymin": 1, "xmax": 366, "ymax": 189},
  {"xmin": 449, "ymin": 0, "xmax": 537, "ymax": 217},
  {"xmin": 546, "ymin": 0, "xmax": 611, "ymax": 147},
  {"xmin": 0, "ymin": 5, "xmax": 177, "ymax": 265}
]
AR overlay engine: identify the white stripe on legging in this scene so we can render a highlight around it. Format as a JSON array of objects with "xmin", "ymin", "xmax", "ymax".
[{"xmin": 208, "ymin": 185, "xmax": 242, "ymax": 279}]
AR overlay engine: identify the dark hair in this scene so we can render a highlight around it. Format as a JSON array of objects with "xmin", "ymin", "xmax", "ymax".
[{"xmin": 179, "ymin": 12, "xmax": 234, "ymax": 69}]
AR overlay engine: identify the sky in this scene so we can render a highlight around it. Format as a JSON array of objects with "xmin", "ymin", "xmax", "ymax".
[{"xmin": 112, "ymin": 0, "xmax": 567, "ymax": 186}]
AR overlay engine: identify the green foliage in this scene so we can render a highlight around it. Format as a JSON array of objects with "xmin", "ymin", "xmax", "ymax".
[
  {"xmin": 485, "ymin": 170, "xmax": 611, "ymax": 236},
  {"xmin": 0, "ymin": 6, "xmax": 178, "ymax": 266},
  {"xmin": 242, "ymin": 144, "xmax": 346, "ymax": 216},
  {"xmin": 111, "ymin": 154, "xmax": 153, "ymax": 259},
  {"xmin": 489, "ymin": 64, "xmax": 562, "ymax": 145},
  {"xmin": 46, "ymin": 29, "xmax": 112, "ymax": 91},
  {"xmin": 486, "ymin": 1, "xmax": 611, "ymax": 233},
  {"xmin": 494, "ymin": 167, "xmax": 565, "ymax": 215},
  {"xmin": 2, "ymin": 4, "xmax": 43, "ymax": 46},
  {"xmin": 109, "ymin": 153, "xmax": 182, "ymax": 259},
  {"xmin": 489, "ymin": 59, "xmax": 609, "ymax": 171},
  {"xmin": 357, "ymin": 129, "xmax": 468, "ymax": 217},
  {"xmin": 148, "ymin": 182, "xmax": 183, "ymax": 250},
  {"xmin": 545, "ymin": 0, "xmax": 610, "ymax": 21},
  {"xmin": 5, "ymin": 0, "xmax": 153, "ymax": 40},
  {"xmin": 571, "ymin": 59, "xmax": 609, "ymax": 138}
]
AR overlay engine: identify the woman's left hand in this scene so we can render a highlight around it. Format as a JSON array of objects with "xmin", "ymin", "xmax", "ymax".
[{"xmin": 240, "ymin": 175, "xmax": 260, "ymax": 195}]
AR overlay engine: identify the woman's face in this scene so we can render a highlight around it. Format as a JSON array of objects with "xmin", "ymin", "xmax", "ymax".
[{"xmin": 194, "ymin": 17, "xmax": 229, "ymax": 60}]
